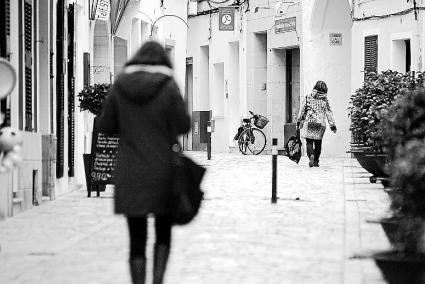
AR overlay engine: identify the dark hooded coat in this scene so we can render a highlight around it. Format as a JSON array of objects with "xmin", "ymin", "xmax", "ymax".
[{"xmin": 98, "ymin": 45, "xmax": 190, "ymax": 216}]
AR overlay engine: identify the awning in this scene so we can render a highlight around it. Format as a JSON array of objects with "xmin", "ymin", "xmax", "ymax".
[
  {"xmin": 110, "ymin": 0, "xmax": 131, "ymax": 34},
  {"xmin": 90, "ymin": 0, "xmax": 131, "ymax": 34}
]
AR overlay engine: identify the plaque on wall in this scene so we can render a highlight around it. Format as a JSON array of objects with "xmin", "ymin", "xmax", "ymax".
[{"xmin": 329, "ymin": 33, "xmax": 343, "ymax": 46}]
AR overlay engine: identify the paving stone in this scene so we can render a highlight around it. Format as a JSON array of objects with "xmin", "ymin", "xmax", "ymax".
[{"xmin": 0, "ymin": 152, "xmax": 389, "ymax": 283}]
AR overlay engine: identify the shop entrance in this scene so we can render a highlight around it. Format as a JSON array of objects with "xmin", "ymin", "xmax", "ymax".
[
  {"xmin": 184, "ymin": 58, "xmax": 193, "ymax": 151},
  {"xmin": 283, "ymin": 47, "xmax": 300, "ymax": 145}
]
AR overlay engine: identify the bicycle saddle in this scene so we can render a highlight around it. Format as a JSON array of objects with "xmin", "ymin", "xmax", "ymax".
[{"xmin": 243, "ymin": 118, "xmax": 250, "ymax": 123}]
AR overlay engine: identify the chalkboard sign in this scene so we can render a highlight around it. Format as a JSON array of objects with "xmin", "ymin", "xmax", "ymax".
[{"xmin": 90, "ymin": 118, "xmax": 119, "ymax": 185}]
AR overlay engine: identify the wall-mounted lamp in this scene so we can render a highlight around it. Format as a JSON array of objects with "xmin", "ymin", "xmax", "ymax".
[
  {"xmin": 254, "ymin": 5, "xmax": 271, "ymax": 13},
  {"xmin": 253, "ymin": 1, "xmax": 297, "ymax": 17}
]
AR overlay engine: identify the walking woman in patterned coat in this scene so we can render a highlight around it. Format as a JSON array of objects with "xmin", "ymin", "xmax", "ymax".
[{"xmin": 296, "ymin": 81, "xmax": 337, "ymax": 167}]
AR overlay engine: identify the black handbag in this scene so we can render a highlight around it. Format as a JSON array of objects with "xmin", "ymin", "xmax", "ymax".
[
  {"xmin": 285, "ymin": 129, "xmax": 302, "ymax": 164},
  {"xmin": 170, "ymin": 145, "xmax": 206, "ymax": 225}
]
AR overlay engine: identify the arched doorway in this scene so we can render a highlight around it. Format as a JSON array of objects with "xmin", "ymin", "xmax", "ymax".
[{"xmin": 303, "ymin": 0, "xmax": 352, "ymax": 157}]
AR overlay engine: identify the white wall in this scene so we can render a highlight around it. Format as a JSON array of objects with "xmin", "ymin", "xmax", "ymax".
[
  {"xmin": 74, "ymin": 0, "xmax": 93, "ymax": 188},
  {"xmin": 351, "ymin": 0, "xmax": 423, "ymax": 91},
  {"xmin": 115, "ymin": 0, "xmax": 188, "ymax": 89},
  {"xmin": 302, "ymin": 0, "xmax": 352, "ymax": 157},
  {"xmin": 246, "ymin": 0, "xmax": 301, "ymax": 149},
  {"xmin": 187, "ymin": 7, "xmax": 247, "ymax": 152}
]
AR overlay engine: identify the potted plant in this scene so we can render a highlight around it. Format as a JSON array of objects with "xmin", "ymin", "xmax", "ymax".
[
  {"xmin": 348, "ymin": 70, "xmax": 422, "ymax": 182},
  {"xmin": 78, "ymin": 83, "xmax": 111, "ymax": 197},
  {"xmin": 369, "ymin": 88, "xmax": 425, "ymax": 283},
  {"xmin": 373, "ymin": 139, "xmax": 425, "ymax": 284}
]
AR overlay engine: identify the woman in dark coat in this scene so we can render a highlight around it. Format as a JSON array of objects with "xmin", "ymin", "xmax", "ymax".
[{"xmin": 98, "ymin": 41, "xmax": 190, "ymax": 284}]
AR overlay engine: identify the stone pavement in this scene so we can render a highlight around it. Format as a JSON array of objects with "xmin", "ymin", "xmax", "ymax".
[{"xmin": 0, "ymin": 152, "xmax": 391, "ymax": 284}]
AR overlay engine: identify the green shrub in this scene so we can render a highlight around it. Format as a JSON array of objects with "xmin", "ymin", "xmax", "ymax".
[
  {"xmin": 348, "ymin": 70, "xmax": 422, "ymax": 148},
  {"xmin": 378, "ymin": 88, "xmax": 425, "ymax": 158},
  {"xmin": 390, "ymin": 139, "xmax": 425, "ymax": 218},
  {"xmin": 77, "ymin": 83, "xmax": 111, "ymax": 116}
]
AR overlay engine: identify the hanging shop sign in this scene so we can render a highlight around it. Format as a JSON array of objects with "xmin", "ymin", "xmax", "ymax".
[
  {"xmin": 275, "ymin": 17, "xmax": 296, "ymax": 34},
  {"xmin": 95, "ymin": 0, "xmax": 110, "ymax": 21},
  {"xmin": 329, "ymin": 33, "xmax": 343, "ymax": 46},
  {"xmin": 219, "ymin": 7, "xmax": 235, "ymax": 31}
]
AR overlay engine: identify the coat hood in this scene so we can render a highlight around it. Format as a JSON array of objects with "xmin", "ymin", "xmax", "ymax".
[{"xmin": 114, "ymin": 65, "xmax": 173, "ymax": 104}]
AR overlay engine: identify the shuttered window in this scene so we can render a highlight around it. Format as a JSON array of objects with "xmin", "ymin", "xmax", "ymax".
[
  {"xmin": 365, "ymin": 35, "xmax": 378, "ymax": 75},
  {"xmin": 56, "ymin": 0, "xmax": 65, "ymax": 178},
  {"xmin": 0, "ymin": 0, "xmax": 10, "ymax": 127},
  {"xmin": 0, "ymin": 0, "xmax": 10, "ymax": 57},
  {"xmin": 24, "ymin": 0, "xmax": 33, "ymax": 131},
  {"xmin": 68, "ymin": 4, "xmax": 75, "ymax": 177},
  {"xmin": 6, "ymin": 0, "xmax": 10, "ymax": 38}
]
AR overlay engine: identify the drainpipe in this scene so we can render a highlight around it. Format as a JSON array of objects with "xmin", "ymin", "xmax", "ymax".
[{"xmin": 418, "ymin": 0, "xmax": 424, "ymax": 71}]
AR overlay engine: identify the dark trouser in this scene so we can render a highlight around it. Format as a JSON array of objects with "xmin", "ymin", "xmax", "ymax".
[
  {"xmin": 306, "ymin": 138, "xmax": 322, "ymax": 163},
  {"xmin": 127, "ymin": 216, "xmax": 172, "ymax": 259}
]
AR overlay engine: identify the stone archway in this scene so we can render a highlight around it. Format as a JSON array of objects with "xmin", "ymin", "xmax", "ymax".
[
  {"xmin": 302, "ymin": 0, "xmax": 352, "ymax": 157},
  {"xmin": 310, "ymin": 0, "xmax": 352, "ymax": 33}
]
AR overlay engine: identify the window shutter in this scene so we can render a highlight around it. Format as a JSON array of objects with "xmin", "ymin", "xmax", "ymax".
[
  {"xmin": 6, "ymin": 0, "xmax": 10, "ymax": 38},
  {"xmin": 68, "ymin": 4, "xmax": 75, "ymax": 177},
  {"xmin": 24, "ymin": 0, "xmax": 33, "ymax": 131},
  {"xmin": 0, "ymin": 0, "xmax": 10, "ymax": 127},
  {"xmin": 83, "ymin": 52, "xmax": 90, "ymax": 86},
  {"xmin": 56, "ymin": 0, "xmax": 65, "ymax": 178},
  {"xmin": 365, "ymin": 35, "xmax": 378, "ymax": 75}
]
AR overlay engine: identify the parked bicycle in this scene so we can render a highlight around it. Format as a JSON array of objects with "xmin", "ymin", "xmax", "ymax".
[{"xmin": 234, "ymin": 111, "xmax": 268, "ymax": 155}]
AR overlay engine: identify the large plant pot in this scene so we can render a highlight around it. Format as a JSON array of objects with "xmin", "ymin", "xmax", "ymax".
[
  {"xmin": 373, "ymin": 251, "xmax": 425, "ymax": 284},
  {"xmin": 380, "ymin": 217, "xmax": 404, "ymax": 247},
  {"xmin": 352, "ymin": 151, "xmax": 389, "ymax": 181},
  {"xmin": 384, "ymin": 187, "xmax": 402, "ymax": 200}
]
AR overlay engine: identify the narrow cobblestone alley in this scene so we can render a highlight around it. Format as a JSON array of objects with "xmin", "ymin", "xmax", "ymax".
[{"xmin": 0, "ymin": 153, "xmax": 390, "ymax": 284}]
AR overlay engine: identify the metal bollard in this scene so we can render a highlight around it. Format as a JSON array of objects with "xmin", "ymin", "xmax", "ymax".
[
  {"xmin": 207, "ymin": 121, "xmax": 212, "ymax": 160},
  {"xmin": 271, "ymin": 138, "xmax": 278, "ymax": 203}
]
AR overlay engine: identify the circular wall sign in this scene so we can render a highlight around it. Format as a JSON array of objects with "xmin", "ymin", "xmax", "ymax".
[
  {"xmin": 221, "ymin": 14, "xmax": 232, "ymax": 25},
  {"xmin": 0, "ymin": 59, "xmax": 17, "ymax": 99}
]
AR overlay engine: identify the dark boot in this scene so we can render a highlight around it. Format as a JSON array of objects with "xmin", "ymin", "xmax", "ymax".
[
  {"xmin": 153, "ymin": 244, "xmax": 170, "ymax": 284},
  {"xmin": 129, "ymin": 257, "xmax": 146, "ymax": 284},
  {"xmin": 309, "ymin": 155, "xmax": 314, "ymax": 167},
  {"xmin": 313, "ymin": 161, "xmax": 319, "ymax": 167}
]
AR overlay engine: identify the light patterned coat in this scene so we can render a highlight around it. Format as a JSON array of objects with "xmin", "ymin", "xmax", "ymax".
[{"xmin": 297, "ymin": 91, "xmax": 336, "ymax": 140}]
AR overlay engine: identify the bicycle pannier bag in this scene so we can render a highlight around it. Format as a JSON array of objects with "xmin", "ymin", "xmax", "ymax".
[
  {"xmin": 170, "ymin": 146, "xmax": 206, "ymax": 225},
  {"xmin": 254, "ymin": 115, "xmax": 269, "ymax": 129},
  {"xmin": 234, "ymin": 126, "xmax": 244, "ymax": 140}
]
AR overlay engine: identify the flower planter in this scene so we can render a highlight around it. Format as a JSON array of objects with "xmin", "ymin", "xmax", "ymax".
[
  {"xmin": 379, "ymin": 217, "xmax": 404, "ymax": 248},
  {"xmin": 373, "ymin": 251, "xmax": 425, "ymax": 284},
  {"xmin": 351, "ymin": 150, "xmax": 389, "ymax": 181},
  {"xmin": 384, "ymin": 188, "xmax": 402, "ymax": 201}
]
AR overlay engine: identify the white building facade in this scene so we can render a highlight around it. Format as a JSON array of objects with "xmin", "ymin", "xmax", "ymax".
[
  {"xmin": 75, "ymin": 0, "xmax": 189, "ymax": 186},
  {"xmin": 187, "ymin": 0, "xmax": 421, "ymax": 157},
  {"xmin": 0, "ymin": 0, "xmax": 189, "ymax": 220},
  {"xmin": 187, "ymin": 0, "xmax": 350, "ymax": 156},
  {"xmin": 351, "ymin": 0, "xmax": 424, "ymax": 90}
]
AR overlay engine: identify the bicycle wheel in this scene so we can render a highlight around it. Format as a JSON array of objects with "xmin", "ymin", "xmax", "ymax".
[
  {"xmin": 238, "ymin": 128, "xmax": 266, "ymax": 155},
  {"xmin": 238, "ymin": 129, "xmax": 250, "ymax": 155}
]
